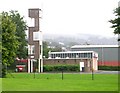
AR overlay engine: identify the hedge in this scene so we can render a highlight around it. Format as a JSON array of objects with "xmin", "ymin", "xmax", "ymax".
[
  {"xmin": 7, "ymin": 65, "xmax": 120, "ymax": 73},
  {"xmin": 43, "ymin": 65, "xmax": 80, "ymax": 72},
  {"xmin": 43, "ymin": 65, "xmax": 120, "ymax": 72},
  {"xmin": 98, "ymin": 66, "xmax": 120, "ymax": 71}
]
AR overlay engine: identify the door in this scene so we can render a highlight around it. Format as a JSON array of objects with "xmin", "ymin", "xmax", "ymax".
[{"xmin": 80, "ymin": 62, "xmax": 84, "ymax": 71}]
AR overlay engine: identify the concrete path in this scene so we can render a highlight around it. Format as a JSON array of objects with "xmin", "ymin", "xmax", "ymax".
[
  {"xmin": 43, "ymin": 71, "xmax": 119, "ymax": 74},
  {"xmin": 94, "ymin": 70, "xmax": 119, "ymax": 74},
  {"xmin": 79, "ymin": 70, "xmax": 119, "ymax": 74}
]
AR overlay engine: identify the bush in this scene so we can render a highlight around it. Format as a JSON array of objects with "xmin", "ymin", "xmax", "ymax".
[
  {"xmin": 98, "ymin": 66, "xmax": 120, "ymax": 71},
  {"xmin": 43, "ymin": 65, "xmax": 53, "ymax": 72},
  {"xmin": 43, "ymin": 65, "xmax": 80, "ymax": 72},
  {"xmin": 44, "ymin": 65, "xmax": 120, "ymax": 72},
  {"xmin": 2, "ymin": 67, "xmax": 6, "ymax": 78}
]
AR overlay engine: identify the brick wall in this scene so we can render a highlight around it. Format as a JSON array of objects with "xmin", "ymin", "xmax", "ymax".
[
  {"xmin": 98, "ymin": 61, "xmax": 120, "ymax": 66},
  {"xmin": 43, "ymin": 59, "xmax": 88, "ymax": 65}
]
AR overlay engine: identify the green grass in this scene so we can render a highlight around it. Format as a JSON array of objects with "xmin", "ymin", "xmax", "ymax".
[
  {"xmin": 2, "ymin": 73, "xmax": 118, "ymax": 91},
  {"xmin": 0, "ymin": 78, "xmax": 2, "ymax": 92}
]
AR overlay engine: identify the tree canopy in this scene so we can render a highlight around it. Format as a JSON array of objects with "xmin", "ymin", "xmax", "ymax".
[
  {"xmin": 1, "ymin": 11, "xmax": 27, "ymax": 77},
  {"xmin": 43, "ymin": 41, "xmax": 49, "ymax": 58},
  {"xmin": 0, "ymin": 15, "xmax": 2, "ymax": 53},
  {"xmin": 0, "ymin": 14, "xmax": 2, "ymax": 67},
  {"xmin": 9, "ymin": 11, "xmax": 28, "ymax": 59},
  {"xmin": 2, "ymin": 12, "xmax": 19, "ymax": 66},
  {"xmin": 109, "ymin": 7, "xmax": 120, "ymax": 41},
  {"xmin": 43, "ymin": 41, "xmax": 62, "ymax": 58}
]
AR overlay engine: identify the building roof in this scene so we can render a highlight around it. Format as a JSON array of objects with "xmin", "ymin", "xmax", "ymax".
[
  {"xmin": 49, "ymin": 51, "xmax": 97, "ymax": 54},
  {"xmin": 71, "ymin": 45, "xmax": 119, "ymax": 49}
]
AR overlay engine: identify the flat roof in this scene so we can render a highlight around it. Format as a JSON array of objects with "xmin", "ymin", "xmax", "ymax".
[
  {"xmin": 71, "ymin": 45, "xmax": 119, "ymax": 49},
  {"xmin": 49, "ymin": 51, "xmax": 97, "ymax": 54}
]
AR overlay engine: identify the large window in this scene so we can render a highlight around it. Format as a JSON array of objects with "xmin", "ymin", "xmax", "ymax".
[
  {"xmin": 28, "ymin": 45, "xmax": 35, "ymax": 55},
  {"xmin": 49, "ymin": 52, "xmax": 95, "ymax": 59}
]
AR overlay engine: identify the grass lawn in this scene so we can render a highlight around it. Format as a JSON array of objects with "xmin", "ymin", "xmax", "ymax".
[
  {"xmin": 0, "ymin": 78, "xmax": 2, "ymax": 92},
  {"xmin": 2, "ymin": 73, "xmax": 118, "ymax": 91}
]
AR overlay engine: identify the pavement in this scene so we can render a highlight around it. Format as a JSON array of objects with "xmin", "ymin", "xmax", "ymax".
[
  {"xmin": 79, "ymin": 70, "xmax": 119, "ymax": 74},
  {"xmin": 94, "ymin": 70, "xmax": 119, "ymax": 74},
  {"xmin": 43, "ymin": 70, "xmax": 119, "ymax": 74}
]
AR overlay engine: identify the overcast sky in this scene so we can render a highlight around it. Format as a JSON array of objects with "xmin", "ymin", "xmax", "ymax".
[{"xmin": 0, "ymin": 0, "xmax": 119, "ymax": 37}]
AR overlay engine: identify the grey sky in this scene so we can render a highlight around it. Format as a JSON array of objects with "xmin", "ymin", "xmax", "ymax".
[{"xmin": 0, "ymin": 0, "xmax": 119, "ymax": 37}]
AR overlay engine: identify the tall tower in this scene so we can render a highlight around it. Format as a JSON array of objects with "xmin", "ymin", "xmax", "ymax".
[{"xmin": 28, "ymin": 8, "xmax": 43, "ymax": 73}]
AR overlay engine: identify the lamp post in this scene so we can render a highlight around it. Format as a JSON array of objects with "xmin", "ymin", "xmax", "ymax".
[
  {"xmin": 92, "ymin": 68, "xmax": 94, "ymax": 80},
  {"xmin": 61, "ymin": 67, "xmax": 64, "ymax": 80}
]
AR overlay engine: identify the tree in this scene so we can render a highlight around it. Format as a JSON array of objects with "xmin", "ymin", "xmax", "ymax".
[
  {"xmin": 43, "ymin": 41, "xmax": 62, "ymax": 58},
  {"xmin": 2, "ymin": 12, "xmax": 19, "ymax": 77},
  {"xmin": 43, "ymin": 41, "xmax": 49, "ymax": 58},
  {"xmin": 50, "ymin": 46, "xmax": 62, "ymax": 52},
  {"xmin": 109, "ymin": 7, "xmax": 120, "ymax": 41},
  {"xmin": 0, "ymin": 15, "xmax": 2, "ymax": 53},
  {"xmin": 9, "ymin": 10, "xmax": 28, "ymax": 59},
  {"xmin": 0, "ymin": 15, "xmax": 2, "ymax": 77}
]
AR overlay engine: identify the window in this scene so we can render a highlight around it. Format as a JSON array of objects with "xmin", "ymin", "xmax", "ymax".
[
  {"xmin": 68, "ymin": 53, "xmax": 71, "ymax": 58},
  {"xmin": 56, "ymin": 54, "xmax": 59, "ymax": 57},
  {"xmin": 84, "ymin": 53, "xmax": 87, "ymax": 58},
  {"xmin": 81, "ymin": 53, "xmax": 84, "ymax": 58},
  {"xmin": 30, "ymin": 45, "xmax": 35, "ymax": 54},
  {"xmin": 71, "ymin": 53, "xmax": 74, "ymax": 58},
  {"xmin": 58, "ymin": 54, "xmax": 60, "ymax": 57},
  {"xmin": 60, "ymin": 53, "xmax": 63, "ymax": 58},
  {"xmin": 73, "ymin": 53, "xmax": 76, "ymax": 58},
  {"xmin": 63, "ymin": 53, "xmax": 65, "ymax": 58},
  {"xmin": 90, "ymin": 53, "xmax": 92, "ymax": 58},
  {"xmin": 78, "ymin": 53, "xmax": 80, "ymax": 58},
  {"xmin": 65, "ymin": 53, "xmax": 67, "ymax": 58},
  {"xmin": 76, "ymin": 53, "xmax": 79, "ymax": 58},
  {"xmin": 87, "ymin": 53, "xmax": 92, "ymax": 58},
  {"xmin": 69, "ymin": 53, "xmax": 72, "ymax": 58},
  {"xmin": 51, "ymin": 54, "xmax": 53, "ymax": 58}
]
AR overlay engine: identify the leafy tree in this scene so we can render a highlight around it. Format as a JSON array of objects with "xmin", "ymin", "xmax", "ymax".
[
  {"xmin": 0, "ymin": 15, "xmax": 2, "ymax": 77},
  {"xmin": 0, "ymin": 15, "xmax": 2, "ymax": 53},
  {"xmin": 50, "ymin": 46, "xmax": 62, "ymax": 52},
  {"xmin": 2, "ymin": 12, "xmax": 19, "ymax": 77},
  {"xmin": 109, "ymin": 7, "xmax": 120, "ymax": 41},
  {"xmin": 43, "ymin": 41, "xmax": 62, "ymax": 58},
  {"xmin": 9, "ymin": 10, "xmax": 28, "ymax": 59},
  {"xmin": 43, "ymin": 41, "xmax": 49, "ymax": 58}
]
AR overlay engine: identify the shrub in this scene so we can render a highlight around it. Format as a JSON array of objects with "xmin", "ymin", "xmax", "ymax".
[
  {"xmin": 43, "ymin": 65, "xmax": 80, "ymax": 72},
  {"xmin": 98, "ymin": 66, "xmax": 120, "ymax": 71},
  {"xmin": 44, "ymin": 65, "xmax": 120, "ymax": 72},
  {"xmin": 2, "ymin": 66, "xmax": 6, "ymax": 78}
]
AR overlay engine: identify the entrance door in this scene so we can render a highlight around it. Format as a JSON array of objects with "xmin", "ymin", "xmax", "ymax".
[{"xmin": 80, "ymin": 62, "xmax": 84, "ymax": 72}]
